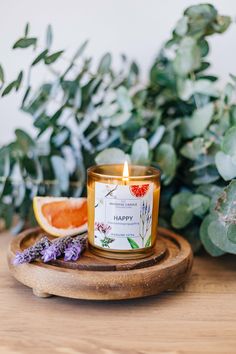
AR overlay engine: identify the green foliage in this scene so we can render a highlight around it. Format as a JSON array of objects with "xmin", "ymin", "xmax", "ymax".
[
  {"xmin": 200, "ymin": 215, "xmax": 225, "ymax": 256},
  {"xmin": 0, "ymin": 65, "xmax": 4, "ymax": 85},
  {"xmin": 13, "ymin": 38, "xmax": 37, "ymax": 49},
  {"xmin": 170, "ymin": 191, "xmax": 210, "ymax": 229},
  {"xmin": 0, "ymin": 3, "xmax": 235, "ymax": 255},
  {"xmin": 131, "ymin": 138, "xmax": 149, "ymax": 165},
  {"xmin": 155, "ymin": 144, "xmax": 177, "ymax": 185},
  {"xmin": 45, "ymin": 50, "xmax": 64, "ymax": 65},
  {"xmin": 2, "ymin": 71, "xmax": 23, "ymax": 96},
  {"xmin": 200, "ymin": 180, "xmax": 236, "ymax": 254},
  {"xmin": 127, "ymin": 237, "xmax": 139, "ymax": 249}
]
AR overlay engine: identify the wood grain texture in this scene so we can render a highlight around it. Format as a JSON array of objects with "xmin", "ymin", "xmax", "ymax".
[
  {"xmin": 7, "ymin": 227, "xmax": 192, "ymax": 300},
  {"xmin": 1, "ymin": 230, "xmax": 236, "ymax": 353},
  {"xmin": 9, "ymin": 228, "xmax": 168, "ymax": 271}
]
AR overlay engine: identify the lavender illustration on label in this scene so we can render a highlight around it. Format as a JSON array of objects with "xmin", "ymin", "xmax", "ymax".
[{"xmin": 140, "ymin": 201, "xmax": 152, "ymax": 246}]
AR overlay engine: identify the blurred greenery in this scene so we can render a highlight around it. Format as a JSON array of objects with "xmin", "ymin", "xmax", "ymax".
[{"xmin": 0, "ymin": 4, "xmax": 235, "ymax": 256}]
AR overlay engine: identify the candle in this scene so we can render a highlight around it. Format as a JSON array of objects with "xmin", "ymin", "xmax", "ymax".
[{"xmin": 87, "ymin": 163, "xmax": 160, "ymax": 259}]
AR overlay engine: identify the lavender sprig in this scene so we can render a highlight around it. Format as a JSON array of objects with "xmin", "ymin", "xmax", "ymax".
[
  {"xmin": 13, "ymin": 236, "xmax": 52, "ymax": 265},
  {"xmin": 41, "ymin": 236, "xmax": 72, "ymax": 262},
  {"xmin": 64, "ymin": 234, "xmax": 87, "ymax": 261},
  {"xmin": 14, "ymin": 233, "xmax": 88, "ymax": 265}
]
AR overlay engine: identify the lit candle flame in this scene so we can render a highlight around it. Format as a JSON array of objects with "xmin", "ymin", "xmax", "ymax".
[{"xmin": 123, "ymin": 160, "xmax": 129, "ymax": 183}]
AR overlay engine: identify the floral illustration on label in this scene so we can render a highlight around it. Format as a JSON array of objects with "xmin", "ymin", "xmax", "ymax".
[
  {"xmin": 94, "ymin": 222, "xmax": 114, "ymax": 248},
  {"xmin": 94, "ymin": 182, "xmax": 153, "ymax": 250}
]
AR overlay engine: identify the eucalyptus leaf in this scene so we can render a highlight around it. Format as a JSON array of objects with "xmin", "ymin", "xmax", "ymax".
[
  {"xmin": 46, "ymin": 24, "xmax": 53, "ymax": 49},
  {"xmin": 72, "ymin": 40, "xmax": 89, "ymax": 61},
  {"xmin": 45, "ymin": 50, "xmax": 64, "ymax": 65},
  {"xmin": 197, "ymin": 184, "xmax": 223, "ymax": 198},
  {"xmin": 74, "ymin": 86, "xmax": 82, "ymax": 110},
  {"xmin": 13, "ymin": 37, "xmax": 37, "ymax": 49},
  {"xmin": 22, "ymin": 156, "xmax": 38, "ymax": 178},
  {"xmin": 175, "ymin": 16, "xmax": 188, "ymax": 36},
  {"xmin": 131, "ymin": 138, "xmax": 149, "ymax": 165},
  {"xmin": 180, "ymin": 138, "xmax": 205, "ymax": 160},
  {"xmin": 97, "ymin": 53, "xmax": 112, "ymax": 74},
  {"xmin": 193, "ymin": 166, "xmax": 220, "ymax": 185},
  {"xmin": 199, "ymin": 39, "xmax": 209, "ymax": 57},
  {"xmin": 117, "ymin": 86, "xmax": 133, "ymax": 112},
  {"xmin": 0, "ymin": 64, "xmax": 4, "ymax": 84},
  {"xmin": 208, "ymin": 220, "xmax": 236, "ymax": 254},
  {"xmin": 182, "ymin": 103, "xmax": 214, "ymax": 137},
  {"xmin": 51, "ymin": 155, "xmax": 69, "ymax": 193},
  {"xmin": 149, "ymin": 125, "xmax": 165, "ymax": 149},
  {"xmin": 15, "ymin": 129, "xmax": 35, "ymax": 153},
  {"xmin": 15, "ymin": 71, "xmax": 23, "ymax": 91},
  {"xmin": 130, "ymin": 61, "xmax": 139, "ymax": 76},
  {"xmin": 215, "ymin": 151, "xmax": 236, "ymax": 181},
  {"xmin": 171, "ymin": 191, "xmax": 192, "ymax": 210},
  {"xmin": 51, "ymin": 128, "xmax": 70, "ymax": 147},
  {"xmin": 1, "ymin": 81, "xmax": 17, "ymax": 96},
  {"xmin": 21, "ymin": 86, "xmax": 31, "ymax": 106},
  {"xmin": 200, "ymin": 215, "xmax": 225, "ymax": 256},
  {"xmin": 224, "ymin": 83, "xmax": 234, "ymax": 104},
  {"xmin": 184, "ymin": 4, "xmax": 218, "ymax": 37},
  {"xmin": 171, "ymin": 205, "xmax": 193, "ymax": 229},
  {"xmin": 99, "ymin": 103, "xmax": 118, "ymax": 117},
  {"xmin": 32, "ymin": 49, "xmax": 48, "ymax": 66},
  {"xmin": 184, "ymin": 4, "xmax": 217, "ymax": 21},
  {"xmin": 188, "ymin": 194, "xmax": 210, "ymax": 216},
  {"xmin": 0, "ymin": 178, "xmax": 12, "ymax": 198},
  {"xmin": 179, "ymin": 79, "xmax": 218, "ymax": 100},
  {"xmin": 156, "ymin": 143, "xmax": 176, "ymax": 185},
  {"xmin": 173, "ymin": 37, "xmax": 201, "ymax": 76},
  {"xmin": 95, "ymin": 148, "xmax": 128, "ymax": 165},
  {"xmin": 24, "ymin": 23, "xmax": 30, "ymax": 37},
  {"xmin": 222, "ymin": 126, "xmax": 236, "ymax": 157},
  {"xmin": 110, "ymin": 112, "xmax": 131, "ymax": 127}
]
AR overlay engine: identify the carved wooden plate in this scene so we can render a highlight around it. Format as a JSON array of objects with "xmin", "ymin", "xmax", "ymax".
[{"xmin": 7, "ymin": 227, "xmax": 193, "ymax": 300}]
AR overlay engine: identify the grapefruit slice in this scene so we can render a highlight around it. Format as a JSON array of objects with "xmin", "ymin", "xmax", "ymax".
[
  {"xmin": 130, "ymin": 184, "xmax": 150, "ymax": 198},
  {"xmin": 33, "ymin": 197, "xmax": 87, "ymax": 237}
]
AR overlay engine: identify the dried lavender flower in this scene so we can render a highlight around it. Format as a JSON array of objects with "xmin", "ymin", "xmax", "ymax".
[
  {"xmin": 64, "ymin": 234, "xmax": 87, "ymax": 261},
  {"xmin": 41, "ymin": 236, "xmax": 71, "ymax": 262},
  {"xmin": 13, "ymin": 236, "xmax": 52, "ymax": 265},
  {"xmin": 13, "ymin": 233, "xmax": 88, "ymax": 265}
]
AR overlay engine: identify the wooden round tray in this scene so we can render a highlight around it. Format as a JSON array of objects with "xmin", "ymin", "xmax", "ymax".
[{"xmin": 7, "ymin": 227, "xmax": 193, "ymax": 300}]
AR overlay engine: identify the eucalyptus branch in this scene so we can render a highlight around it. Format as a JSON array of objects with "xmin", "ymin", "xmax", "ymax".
[{"xmin": 0, "ymin": 4, "xmax": 235, "ymax": 258}]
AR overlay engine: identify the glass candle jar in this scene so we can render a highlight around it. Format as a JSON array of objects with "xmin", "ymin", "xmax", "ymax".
[{"xmin": 87, "ymin": 164, "xmax": 160, "ymax": 259}]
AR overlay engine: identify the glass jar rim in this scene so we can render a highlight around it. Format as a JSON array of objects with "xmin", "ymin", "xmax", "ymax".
[{"xmin": 87, "ymin": 164, "xmax": 161, "ymax": 180}]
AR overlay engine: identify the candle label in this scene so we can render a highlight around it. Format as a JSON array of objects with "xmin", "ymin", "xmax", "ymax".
[{"xmin": 94, "ymin": 182, "xmax": 153, "ymax": 250}]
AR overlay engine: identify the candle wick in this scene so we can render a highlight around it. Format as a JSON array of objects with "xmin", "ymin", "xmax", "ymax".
[{"xmin": 123, "ymin": 178, "xmax": 128, "ymax": 186}]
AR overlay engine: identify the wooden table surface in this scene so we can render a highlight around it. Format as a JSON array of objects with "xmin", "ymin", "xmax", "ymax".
[{"xmin": 0, "ymin": 231, "xmax": 236, "ymax": 354}]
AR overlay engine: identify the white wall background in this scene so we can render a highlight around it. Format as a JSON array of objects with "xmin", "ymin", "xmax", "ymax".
[{"xmin": 0, "ymin": 0, "xmax": 236, "ymax": 144}]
